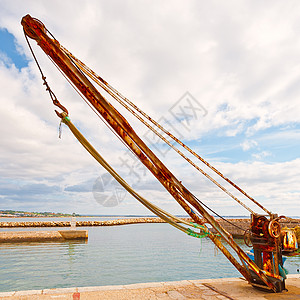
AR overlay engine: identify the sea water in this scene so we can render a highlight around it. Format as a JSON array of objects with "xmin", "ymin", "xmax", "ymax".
[{"xmin": 0, "ymin": 222, "xmax": 299, "ymax": 293}]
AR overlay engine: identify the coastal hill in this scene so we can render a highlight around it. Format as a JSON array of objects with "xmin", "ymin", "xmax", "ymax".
[{"xmin": 0, "ymin": 210, "xmax": 79, "ymax": 218}]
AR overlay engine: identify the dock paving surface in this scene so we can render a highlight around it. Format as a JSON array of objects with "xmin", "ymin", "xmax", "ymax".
[{"xmin": 0, "ymin": 275, "xmax": 299, "ymax": 300}]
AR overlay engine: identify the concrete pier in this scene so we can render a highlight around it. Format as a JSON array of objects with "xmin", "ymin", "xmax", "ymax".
[
  {"xmin": 0, "ymin": 230, "xmax": 88, "ymax": 242},
  {"xmin": 0, "ymin": 275, "xmax": 299, "ymax": 299}
]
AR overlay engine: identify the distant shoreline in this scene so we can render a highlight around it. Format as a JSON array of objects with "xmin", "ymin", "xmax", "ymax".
[{"xmin": 1, "ymin": 215, "xmax": 299, "ymax": 219}]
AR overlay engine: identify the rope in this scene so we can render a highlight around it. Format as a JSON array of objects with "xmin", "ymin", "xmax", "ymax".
[
  {"xmin": 24, "ymin": 31, "xmax": 68, "ymax": 116},
  {"xmin": 61, "ymin": 113, "xmax": 214, "ymax": 239},
  {"xmin": 25, "ymin": 24, "xmax": 258, "ymax": 232},
  {"xmin": 191, "ymin": 194, "xmax": 248, "ymax": 232},
  {"xmin": 23, "ymin": 24, "xmax": 209, "ymax": 233},
  {"xmin": 25, "ymin": 26, "xmax": 249, "ymax": 241},
  {"xmin": 61, "ymin": 46, "xmax": 271, "ymax": 216},
  {"xmin": 59, "ymin": 51, "xmax": 254, "ymax": 232}
]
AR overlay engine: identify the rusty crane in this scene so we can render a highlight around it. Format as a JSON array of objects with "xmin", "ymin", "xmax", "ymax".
[{"xmin": 21, "ymin": 14, "xmax": 299, "ymax": 293}]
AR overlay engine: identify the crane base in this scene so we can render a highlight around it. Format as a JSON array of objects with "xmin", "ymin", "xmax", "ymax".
[{"xmin": 249, "ymin": 270, "xmax": 286, "ymax": 292}]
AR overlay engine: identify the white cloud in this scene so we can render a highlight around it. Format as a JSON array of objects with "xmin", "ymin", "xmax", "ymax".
[
  {"xmin": 241, "ymin": 140, "xmax": 258, "ymax": 151},
  {"xmin": 252, "ymin": 151, "xmax": 272, "ymax": 160},
  {"xmin": 0, "ymin": 51, "xmax": 12, "ymax": 65},
  {"xmin": 0, "ymin": 0, "xmax": 299, "ymax": 216}
]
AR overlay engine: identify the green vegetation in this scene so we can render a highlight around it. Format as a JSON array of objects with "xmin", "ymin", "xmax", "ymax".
[{"xmin": 0, "ymin": 210, "xmax": 79, "ymax": 217}]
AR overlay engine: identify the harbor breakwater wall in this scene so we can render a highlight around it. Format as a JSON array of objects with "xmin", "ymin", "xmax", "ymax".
[
  {"xmin": 0, "ymin": 217, "xmax": 167, "ymax": 228},
  {"xmin": 0, "ymin": 218, "xmax": 299, "ymax": 240}
]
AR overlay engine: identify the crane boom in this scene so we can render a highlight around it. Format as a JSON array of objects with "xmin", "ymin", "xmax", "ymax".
[{"xmin": 21, "ymin": 14, "xmax": 289, "ymax": 292}]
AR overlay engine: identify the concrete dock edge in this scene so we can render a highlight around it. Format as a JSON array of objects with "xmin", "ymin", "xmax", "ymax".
[
  {"xmin": 0, "ymin": 274, "xmax": 299, "ymax": 299},
  {"xmin": 0, "ymin": 230, "xmax": 88, "ymax": 242}
]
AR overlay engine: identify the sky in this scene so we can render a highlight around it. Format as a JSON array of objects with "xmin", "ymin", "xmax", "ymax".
[{"xmin": 0, "ymin": 0, "xmax": 299, "ymax": 217}]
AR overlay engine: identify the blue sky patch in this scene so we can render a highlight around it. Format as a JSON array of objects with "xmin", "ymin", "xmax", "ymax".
[{"xmin": 0, "ymin": 28, "xmax": 28, "ymax": 69}]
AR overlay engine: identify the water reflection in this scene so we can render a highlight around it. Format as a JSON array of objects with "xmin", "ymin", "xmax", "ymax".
[
  {"xmin": 0, "ymin": 239, "xmax": 88, "ymax": 249},
  {"xmin": 0, "ymin": 223, "xmax": 298, "ymax": 293}
]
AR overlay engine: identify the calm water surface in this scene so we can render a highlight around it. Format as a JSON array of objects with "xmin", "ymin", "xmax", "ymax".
[{"xmin": 0, "ymin": 223, "xmax": 299, "ymax": 292}]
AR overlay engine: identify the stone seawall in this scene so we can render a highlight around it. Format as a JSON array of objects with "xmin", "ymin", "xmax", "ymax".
[
  {"xmin": 0, "ymin": 217, "xmax": 167, "ymax": 228},
  {"xmin": 1, "ymin": 217, "xmax": 299, "ymax": 239}
]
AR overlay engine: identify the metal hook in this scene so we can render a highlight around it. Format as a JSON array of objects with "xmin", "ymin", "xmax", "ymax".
[{"xmin": 53, "ymin": 99, "xmax": 69, "ymax": 118}]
